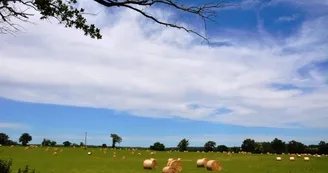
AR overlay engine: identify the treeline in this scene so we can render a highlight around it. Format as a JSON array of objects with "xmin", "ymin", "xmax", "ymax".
[
  {"xmin": 1, "ymin": 133, "xmax": 328, "ymax": 154},
  {"xmin": 148, "ymin": 138, "xmax": 328, "ymax": 155}
]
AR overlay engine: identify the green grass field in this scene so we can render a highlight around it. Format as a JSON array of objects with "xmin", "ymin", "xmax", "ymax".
[{"xmin": 1, "ymin": 146, "xmax": 328, "ymax": 173}]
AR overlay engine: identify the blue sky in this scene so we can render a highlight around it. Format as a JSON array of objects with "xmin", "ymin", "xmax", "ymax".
[{"xmin": 0, "ymin": 0, "xmax": 328, "ymax": 147}]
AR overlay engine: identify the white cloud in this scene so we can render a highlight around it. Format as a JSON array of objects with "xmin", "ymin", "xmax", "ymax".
[
  {"xmin": 0, "ymin": 1, "xmax": 328, "ymax": 128},
  {"xmin": 277, "ymin": 14, "xmax": 299, "ymax": 22},
  {"xmin": 0, "ymin": 122, "xmax": 29, "ymax": 130}
]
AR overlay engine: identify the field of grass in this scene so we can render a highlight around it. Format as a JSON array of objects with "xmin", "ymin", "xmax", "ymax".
[{"xmin": 1, "ymin": 146, "xmax": 328, "ymax": 173}]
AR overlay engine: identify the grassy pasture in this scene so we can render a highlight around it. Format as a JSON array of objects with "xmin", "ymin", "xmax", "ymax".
[{"xmin": 1, "ymin": 146, "xmax": 328, "ymax": 173}]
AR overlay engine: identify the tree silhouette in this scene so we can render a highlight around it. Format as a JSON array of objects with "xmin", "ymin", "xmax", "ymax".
[
  {"xmin": 177, "ymin": 138, "xmax": 189, "ymax": 151},
  {"xmin": 110, "ymin": 134, "xmax": 122, "ymax": 148},
  {"xmin": 19, "ymin": 133, "xmax": 32, "ymax": 146},
  {"xmin": 0, "ymin": 0, "xmax": 235, "ymax": 42}
]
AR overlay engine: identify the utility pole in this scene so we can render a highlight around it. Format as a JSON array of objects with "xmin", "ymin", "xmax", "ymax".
[{"xmin": 85, "ymin": 132, "xmax": 87, "ymax": 150}]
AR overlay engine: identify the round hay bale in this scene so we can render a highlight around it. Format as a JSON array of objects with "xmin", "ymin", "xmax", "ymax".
[
  {"xmin": 122, "ymin": 156, "xmax": 126, "ymax": 160},
  {"xmin": 168, "ymin": 158, "xmax": 174, "ymax": 163},
  {"xmin": 53, "ymin": 152, "xmax": 57, "ymax": 156},
  {"xmin": 289, "ymin": 157, "xmax": 295, "ymax": 161},
  {"xmin": 143, "ymin": 158, "xmax": 157, "ymax": 169},
  {"xmin": 162, "ymin": 166, "xmax": 177, "ymax": 173},
  {"xmin": 206, "ymin": 160, "xmax": 222, "ymax": 171},
  {"xmin": 304, "ymin": 157, "xmax": 310, "ymax": 161},
  {"xmin": 88, "ymin": 152, "xmax": 92, "ymax": 155},
  {"xmin": 167, "ymin": 160, "xmax": 182, "ymax": 172},
  {"xmin": 276, "ymin": 157, "xmax": 282, "ymax": 161},
  {"xmin": 196, "ymin": 158, "xmax": 208, "ymax": 167}
]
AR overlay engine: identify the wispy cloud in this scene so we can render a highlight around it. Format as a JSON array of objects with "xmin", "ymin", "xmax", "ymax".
[
  {"xmin": 0, "ymin": 122, "xmax": 29, "ymax": 130},
  {"xmin": 277, "ymin": 14, "xmax": 300, "ymax": 22},
  {"xmin": 0, "ymin": 1, "xmax": 327, "ymax": 129}
]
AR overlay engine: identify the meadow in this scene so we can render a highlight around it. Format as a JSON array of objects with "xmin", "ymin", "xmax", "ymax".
[{"xmin": 1, "ymin": 146, "xmax": 328, "ymax": 173}]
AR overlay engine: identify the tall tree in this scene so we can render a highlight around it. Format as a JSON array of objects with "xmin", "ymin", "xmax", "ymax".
[
  {"xmin": 177, "ymin": 138, "xmax": 189, "ymax": 152},
  {"xmin": 318, "ymin": 141, "xmax": 328, "ymax": 154},
  {"xmin": 110, "ymin": 134, "xmax": 122, "ymax": 148},
  {"xmin": 271, "ymin": 138, "xmax": 285, "ymax": 154},
  {"xmin": 241, "ymin": 138, "xmax": 256, "ymax": 153},
  {"xmin": 204, "ymin": 141, "xmax": 216, "ymax": 152},
  {"xmin": 19, "ymin": 133, "xmax": 32, "ymax": 146},
  {"xmin": 0, "ymin": 133, "xmax": 9, "ymax": 145},
  {"xmin": 0, "ymin": 0, "xmax": 233, "ymax": 42},
  {"xmin": 287, "ymin": 140, "xmax": 306, "ymax": 154}
]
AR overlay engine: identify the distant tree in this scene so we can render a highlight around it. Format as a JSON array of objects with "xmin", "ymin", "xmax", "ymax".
[
  {"xmin": 5, "ymin": 140, "xmax": 17, "ymax": 146},
  {"xmin": 318, "ymin": 141, "xmax": 328, "ymax": 154},
  {"xmin": 261, "ymin": 142, "xmax": 274, "ymax": 153},
  {"xmin": 229, "ymin": 146, "xmax": 241, "ymax": 153},
  {"xmin": 271, "ymin": 138, "xmax": 285, "ymax": 154},
  {"xmin": 177, "ymin": 138, "xmax": 189, "ymax": 152},
  {"xmin": 102, "ymin": 144, "xmax": 107, "ymax": 148},
  {"xmin": 241, "ymin": 138, "xmax": 256, "ymax": 153},
  {"xmin": 79, "ymin": 142, "xmax": 84, "ymax": 147},
  {"xmin": 110, "ymin": 134, "xmax": 122, "ymax": 148},
  {"xmin": 72, "ymin": 143, "xmax": 78, "ymax": 147},
  {"xmin": 204, "ymin": 141, "xmax": 216, "ymax": 152},
  {"xmin": 19, "ymin": 133, "xmax": 32, "ymax": 146},
  {"xmin": 254, "ymin": 142, "xmax": 264, "ymax": 153},
  {"xmin": 41, "ymin": 139, "xmax": 51, "ymax": 146},
  {"xmin": 0, "ymin": 133, "xmax": 9, "ymax": 145},
  {"xmin": 50, "ymin": 141, "xmax": 57, "ymax": 146},
  {"xmin": 63, "ymin": 141, "xmax": 71, "ymax": 147},
  {"xmin": 150, "ymin": 142, "xmax": 165, "ymax": 151},
  {"xmin": 287, "ymin": 140, "xmax": 306, "ymax": 154},
  {"xmin": 217, "ymin": 145, "xmax": 229, "ymax": 152},
  {"xmin": 306, "ymin": 145, "xmax": 319, "ymax": 154}
]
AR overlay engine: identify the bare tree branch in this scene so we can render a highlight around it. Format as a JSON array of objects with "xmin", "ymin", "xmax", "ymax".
[{"xmin": 0, "ymin": 0, "xmax": 237, "ymax": 42}]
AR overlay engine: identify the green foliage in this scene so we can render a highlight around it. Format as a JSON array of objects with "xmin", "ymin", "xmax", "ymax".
[
  {"xmin": 101, "ymin": 144, "xmax": 107, "ymax": 148},
  {"xmin": 79, "ymin": 142, "xmax": 84, "ymax": 147},
  {"xmin": 241, "ymin": 138, "xmax": 256, "ymax": 152},
  {"xmin": 17, "ymin": 165, "xmax": 36, "ymax": 173},
  {"xmin": 50, "ymin": 141, "xmax": 56, "ymax": 146},
  {"xmin": 0, "ymin": 158, "xmax": 37, "ymax": 173},
  {"xmin": 254, "ymin": 142, "xmax": 264, "ymax": 153},
  {"xmin": 0, "ymin": 158, "xmax": 12, "ymax": 173},
  {"xmin": 177, "ymin": 138, "xmax": 189, "ymax": 152},
  {"xmin": 41, "ymin": 139, "xmax": 51, "ymax": 146},
  {"xmin": 204, "ymin": 141, "xmax": 216, "ymax": 152},
  {"xmin": 217, "ymin": 145, "xmax": 228, "ymax": 152},
  {"xmin": 287, "ymin": 140, "xmax": 306, "ymax": 154},
  {"xmin": 34, "ymin": 0, "xmax": 101, "ymax": 39},
  {"xmin": 319, "ymin": 141, "xmax": 328, "ymax": 154},
  {"xmin": 19, "ymin": 133, "xmax": 32, "ymax": 146},
  {"xmin": 0, "ymin": 133, "xmax": 10, "ymax": 145},
  {"xmin": 150, "ymin": 142, "xmax": 165, "ymax": 151},
  {"xmin": 110, "ymin": 134, "xmax": 122, "ymax": 148},
  {"xmin": 229, "ymin": 146, "xmax": 241, "ymax": 153},
  {"xmin": 271, "ymin": 138, "xmax": 285, "ymax": 154},
  {"xmin": 63, "ymin": 141, "xmax": 71, "ymax": 147}
]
